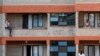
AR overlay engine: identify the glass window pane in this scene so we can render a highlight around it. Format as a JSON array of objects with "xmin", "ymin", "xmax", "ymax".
[
  {"xmin": 50, "ymin": 13, "xmax": 75, "ymax": 26},
  {"xmin": 51, "ymin": 17, "xmax": 58, "ymax": 21},
  {"xmin": 67, "ymin": 46, "xmax": 75, "ymax": 52},
  {"xmin": 58, "ymin": 16, "xmax": 67, "ymax": 26},
  {"xmin": 84, "ymin": 13, "xmax": 89, "ymax": 27},
  {"xmin": 38, "ymin": 15, "xmax": 43, "ymax": 27},
  {"xmin": 50, "ymin": 46, "xmax": 58, "ymax": 52},
  {"xmin": 89, "ymin": 14, "xmax": 95, "ymax": 27},
  {"xmin": 89, "ymin": 46, "xmax": 95, "ymax": 56},
  {"xmin": 67, "ymin": 52, "xmax": 75, "ymax": 56},
  {"xmin": 97, "ymin": 13, "xmax": 100, "ymax": 27},
  {"xmin": 58, "ymin": 42, "xmax": 67, "ymax": 46},
  {"xmin": 67, "ymin": 41, "xmax": 75, "ymax": 46},
  {"xmin": 39, "ymin": 46, "xmax": 43, "ymax": 56},
  {"xmin": 59, "ymin": 46, "xmax": 67, "ymax": 52},
  {"xmin": 67, "ymin": 13, "xmax": 75, "ymax": 26},
  {"xmin": 33, "ymin": 46, "xmax": 38, "ymax": 56},
  {"xmin": 51, "ymin": 41, "xmax": 58, "ymax": 46},
  {"xmin": 59, "ymin": 52, "xmax": 67, "ymax": 56},
  {"xmin": 32, "ymin": 16, "xmax": 38, "ymax": 27},
  {"xmin": 50, "ymin": 17, "xmax": 58, "ymax": 25},
  {"xmin": 50, "ymin": 52, "xmax": 58, "ymax": 56}
]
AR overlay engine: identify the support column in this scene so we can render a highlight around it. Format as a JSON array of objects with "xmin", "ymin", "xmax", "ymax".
[
  {"xmin": 75, "ymin": 12, "xmax": 79, "ymax": 28},
  {"xmin": 75, "ymin": 39, "xmax": 79, "ymax": 56},
  {"xmin": 76, "ymin": 44, "xmax": 79, "ymax": 56},
  {"xmin": 23, "ymin": 46, "xmax": 27, "ymax": 56},
  {"xmin": 47, "ymin": 13, "xmax": 50, "ymax": 29},
  {"xmin": 0, "ymin": 13, "xmax": 6, "ymax": 36},
  {"xmin": 3, "ymin": 45, "xmax": 6, "ymax": 56},
  {"xmin": 0, "ymin": 45, "xmax": 6, "ymax": 56},
  {"xmin": 47, "ymin": 40, "xmax": 50, "ymax": 56}
]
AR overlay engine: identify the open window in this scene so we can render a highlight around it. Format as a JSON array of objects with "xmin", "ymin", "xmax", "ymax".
[
  {"xmin": 22, "ymin": 13, "xmax": 47, "ymax": 29},
  {"xmin": 25, "ymin": 45, "xmax": 43, "ymax": 56},
  {"xmin": 79, "ymin": 13, "xmax": 100, "ymax": 28}
]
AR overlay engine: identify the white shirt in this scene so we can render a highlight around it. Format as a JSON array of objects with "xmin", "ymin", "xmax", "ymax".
[
  {"xmin": 5, "ymin": 21, "xmax": 10, "ymax": 27},
  {"xmin": 78, "ymin": 53, "xmax": 85, "ymax": 56}
]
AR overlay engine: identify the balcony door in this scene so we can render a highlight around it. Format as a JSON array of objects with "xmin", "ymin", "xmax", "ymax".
[{"xmin": 26, "ymin": 45, "xmax": 43, "ymax": 56}]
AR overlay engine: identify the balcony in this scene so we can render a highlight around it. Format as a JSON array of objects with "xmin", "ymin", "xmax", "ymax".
[
  {"xmin": 4, "ymin": 13, "xmax": 75, "ymax": 37},
  {"xmin": 76, "ymin": 12, "xmax": 100, "ymax": 36}
]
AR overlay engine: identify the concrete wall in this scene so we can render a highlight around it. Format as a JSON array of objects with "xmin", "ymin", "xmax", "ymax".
[
  {"xmin": 4, "ymin": 27, "xmax": 75, "ymax": 36},
  {"xmin": 0, "ymin": 13, "xmax": 6, "ymax": 36},
  {"xmin": 76, "ymin": 0, "xmax": 100, "ymax": 4},
  {"xmin": 0, "ymin": 0, "xmax": 3, "ymax": 5},
  {"xmin": 3, "ymin": 0, "xmax": 74, "ymax": 5},
  {"xmin": 10, "ymin": 27, "xmax": 75, "ymax": 36},
  {"xmin": 7, "ymin": 14, "xmax": 23, "ymax": 29},
  {"xmin": 76, "ymin": 28, "xmax": 100, "ymax": 36},
  {"xmin": 0, "ymin": 14, "xmax": 3, "ymax": 36},
  {"xmin": 6, "ymin": 45, "xmax": 22, "ymax": 56}
]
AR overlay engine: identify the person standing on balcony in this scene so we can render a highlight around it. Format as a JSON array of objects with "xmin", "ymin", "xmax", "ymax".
[
  {"xmin": 78, "ymin": 51, "xmax": 85, "ymax": 56},
  {"xmin": 5, "ymin": 20, "xmax": 12, "ymax": 37}
]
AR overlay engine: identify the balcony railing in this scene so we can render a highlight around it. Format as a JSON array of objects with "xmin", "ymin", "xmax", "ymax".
[{"xmin": 4, "ymin": 27, "xmax": 75, "ymax": 37}]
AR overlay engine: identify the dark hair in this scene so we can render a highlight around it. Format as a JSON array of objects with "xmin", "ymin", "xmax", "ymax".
[{"xmin": 80, "ymin": 51, "xmax": 84, "ymax": 54}]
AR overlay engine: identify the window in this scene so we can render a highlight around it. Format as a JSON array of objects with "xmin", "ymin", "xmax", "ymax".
[
  {"xmin": 50, "ymin": 41, "xmax": 75, "ymax": 56},
  {"xmin": 51, "ymin": 41, "xmax": 58, "ymax": 46},
  {"xmin": 50, "ymin": 13, "xmax": 75, "ymax": 26},
  {"xmin": 28, "ymin": 13, "xmax": 47, "ymax": 29},
  {"xmin": 83, "ymin": 13, "xmax": 100, "ymax": 28},
  {"xmin": 67, "ymin": 52, "xmax": 75, "ymax": 56},
  {"xmin": 59, "ymin": 46, "xmax": 67, "ymax": 52},
  {"xmin": 84, "ymin": 13, "xmax": 95, "ymax": 27},
  {"xmin": 83, "ymin": 46, "xmax": 95, "ymax": 56},
  {"xmin": 96, "ymin": 13, "xmax": 100, "ymax": 27},
  {"xmin": 50, "ymin": 52, "xmax": 58, "ymax": 56},
  {"xmin": 67, "ymin": 46, "xmax": 76, "ymax": 52},
  {"xmin": 67, "ymin": 41, "xmax": 75, "ymax": 46},
  {"xmin": 50, "ymin": 46, "xmax": 58, "ymax": 52},
  {"xmin": 32, "ymin": 15, "xmax": 43, "ymax": 27},
  {"xmin": 58, "ymin": 52, "xmax": 67, "ymax": 56},
  {"xmin": 58, "ymin": 42, "xmax": 67, "ymax": 46},
  {"xmin": 25, "ymin": 45, "xmax": 43, "ymax": 56},
  {"xmin": 23, "ymin": 14, "xmax": 47, "ymax": 29}
]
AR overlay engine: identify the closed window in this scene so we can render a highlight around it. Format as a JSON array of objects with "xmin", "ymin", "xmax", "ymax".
[
  {"xmin": 50, "ymin": 13, "xmax": 75, "ymax": 26},
  {"xmin": 59, "ymin": 52, "xmax": 67, "ymax": 56},
  {"xmin": 50, "ymin": 41, "xmax": 75, "ymax": 56},
  {"xmin": 67, "ymin": 46, "xmax": 76, "ymax": 52},
  {"xmin": 50, "ymin": 46, "xmax": 58, "ymax": 52},
  {"xmin": 58, "ymin": 42, "xmax": 67, "ymax": 46},
  {"xmin": 32, "ymin": 15, "xmax": 43, "ymax": 27}
]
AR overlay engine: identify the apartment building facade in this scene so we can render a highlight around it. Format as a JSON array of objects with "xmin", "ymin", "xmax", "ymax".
[{"xmin": 0, "ymin": 0, "xmax": 100, "ymax": 56}]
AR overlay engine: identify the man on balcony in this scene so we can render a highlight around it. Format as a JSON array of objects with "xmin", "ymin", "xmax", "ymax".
[{"xmin": 5, "ymin": 20, "xmax": 12, "ymax": 37}]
